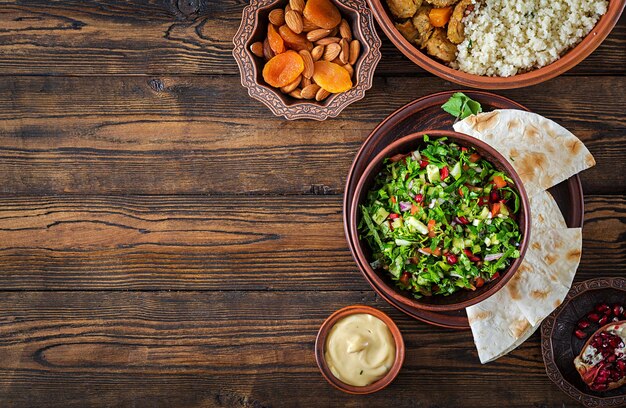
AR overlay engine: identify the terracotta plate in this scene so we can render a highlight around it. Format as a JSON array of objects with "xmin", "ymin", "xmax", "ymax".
[
  {"xmin": 541, "ymin": 278, "xmax": 626, "ymax": 407},
  {"xmin": 343, "ymin": 91, "xmax": 585, "ymax": 329}
]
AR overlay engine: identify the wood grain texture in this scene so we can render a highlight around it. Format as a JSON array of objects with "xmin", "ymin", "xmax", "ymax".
[
  {"xmin": 0, "ymin": 195, "xmax": 622, "ymax": 290},
  {"xmin": 0, "ymin": 1, "xmax": 623, "ymax": 76},
  {"xmin": 0, "ymin": 290, "xmax": 582, "ymax": 408},
  {"xmin": 0, "ymin": 75, "xmax": 624, "ymax": 195}
]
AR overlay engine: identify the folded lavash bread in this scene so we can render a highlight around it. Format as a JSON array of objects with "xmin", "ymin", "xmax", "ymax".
[
  {"xmin": 453, "ymin": 110, "xmax": 595, "ymax": 197},
  {"xmin": 455, "ymin": 110, "xmax": 593, "ymax": 364},
  {"xmin": 467, "ymin": 190, "xmax": 581, "ymax": 363}
]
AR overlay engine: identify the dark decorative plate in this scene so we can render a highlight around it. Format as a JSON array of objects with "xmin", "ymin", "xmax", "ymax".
[
  {"xmin": 541, "ymin": 278, "xmax": 626, "ymax": 407},
  {"xmin": 343, "ymin": 91, "xmax": 585, "ymax": 329}
]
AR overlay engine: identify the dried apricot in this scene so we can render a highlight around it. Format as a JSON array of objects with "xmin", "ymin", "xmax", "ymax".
[
  {"xmin": 268, "ymin": 24, "xmax": 286, "ymax": 54},
  {"xmin": 278, "ymin": 25, "xmax": 313, "ymax": 52},
  {"xmin": 312, "ymin": 60, "xmax": 352, "ymax": 93},
  {"xmin": 303, "ymin": 0, "xmax": 341, "ymax": 29},
  {"xmin": 262, "ymin": 50, "xmax": 305, "ymax": 88}
]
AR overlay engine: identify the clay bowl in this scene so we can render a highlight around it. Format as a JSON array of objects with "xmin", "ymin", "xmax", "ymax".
[
  {"xmin": 315, "ymin": 305, "xmax": 405, "ymax": 394},
  {"xmin": 541, "ymin": 278, "xmax": 626, "ymax": 407},
  {"xmin": 368, "ymin": 0, "xmax": 625, "ymax": 89},
  {"xmin": 349, "ymin": 130, "xmax": 531, "ymax": 312},
  {"xmin": 232, "ymin": 0, "xmax": 381, "ymax": 120}
]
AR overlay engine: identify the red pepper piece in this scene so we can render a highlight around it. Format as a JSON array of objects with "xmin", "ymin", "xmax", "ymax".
[
  {"xmin": 440, "ymin": 166, "xmax": 449, "ymax": 180},
  {"xmin": 419, "ymin": 159, "xmax": 429, "ymax": 169}
]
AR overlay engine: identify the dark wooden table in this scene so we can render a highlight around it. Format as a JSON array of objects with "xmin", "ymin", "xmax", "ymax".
[{"xmin": 0, "ymin": 2, "xmax": 624, "ymax": 407}]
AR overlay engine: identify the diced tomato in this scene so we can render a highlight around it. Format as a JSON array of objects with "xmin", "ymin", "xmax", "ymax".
[
  {"xmin": 469, "ymin": 153, "xmax": 481, "ymax": 163},
  {"xmin": 391, "ymin": 196, "xmax": 397, "ymax": 204},
  {"xmin": 389, "ymin": 213, "xmax": 399, "ymax": 220},
  {"xmin": 492, "ymin": 175, "xmax": 507, "ymax": 188},
  {"xmin": 457, "ymin": 216, "xmax": 469, "ymax": 225},
  {"xmin": 491, "ymin": 272, "xmax": 500, "ymax": 281},
  {"xmin": 461, "ymin": 147, "xmax": 468, "ymax": 152},
  {"xmin": 410, "ymin": 204, "xmax": 418, "ymax": 215},
  {"xmin": 419, "ymin": 159, "xmax": 429, "ymax": 169},
  {"xmin": 475, "ymin": 277, "xmax": 485, "ymax": 288},
  {"xmin": 491, "ymin": 202, "xmax": 501, "ymax": 217},
  {"xmin": 400, "ymin": 272, "xmax": 411, "ymax": 286},
  {"xmin": 463, "ymin": 249, "xmax": 480, "ymax": 262},
  {"xmin": 446, "ymin": 254, "xmax": 458, "ymax": 265},
  {"xmin": 433, "ymin": 247, "xmax": 442, "ymax": 256},
  {"xmin": 427, "ymin": 219, "xmax": 436, "ymax": 238},
  {"xmin": 440, "ymin": 166, "xmax": 449, "ymax": 180},
  {"xmin": 415, "ymin": 194, "xmax": 424, "ymax": 203},
  {"xmin": 420, "ymin": 247, "xmax": 442, "ymax": 257},
  {"xmin": 390, "ymin": 153, "xmax": 406, "ymax": 163}
]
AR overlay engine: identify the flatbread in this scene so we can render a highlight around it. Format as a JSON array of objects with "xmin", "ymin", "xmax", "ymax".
[
  {"xmin": 467, "ymin": 289, "xmax": 533, "ymax": 363},
  {"xmin": 467, "ymin": 190, "xmax": 582, "ymax": 362},
  {"xmin": 453, "ymin": 110, "xmax": 595, "ymax": 197}
]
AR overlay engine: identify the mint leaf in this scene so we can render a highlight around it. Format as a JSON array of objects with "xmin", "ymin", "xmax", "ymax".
[{"xmin": 441, "ymin": 92, "xmax": 482, "ymax": 120}]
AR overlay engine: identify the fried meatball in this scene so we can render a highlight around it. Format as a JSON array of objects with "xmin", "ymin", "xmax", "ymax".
[
  {"xmin": 412, "ymin": 5, "xmax": 434, "ymax": 47},
  {"xmin": 395, "ymin": 20, "xmax": 419, "ymax": 43}
]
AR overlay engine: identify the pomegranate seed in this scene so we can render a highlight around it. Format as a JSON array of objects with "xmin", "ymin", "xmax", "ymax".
[
  {"xmin": 596, "ymin": 303, "xmax": 610, "ymax": 313},
  {"xmin": 399, "ymin": 272, "xmax": 411, "ymax": 286},
  {"xmin": 574, "ymin": 330, "xmax": 587, "ymax": 339},
  {"xmin": 592, "ymin": 383, "xmax": 608, "ymax": 391},
  {"xmin": 490, "ymin": 190, "xmax": 500, "ymax": 203},
  {"xmin": 419, "ymin": 159, "xmax": 429, "ymax": 169},
  {"xmin": 577, "ymin": 319, "xmax": 590, "ymax": 329},
  {"xmin": 609, "ymin": 337, "xmax": 620, "ymax": 347},
  {"xmin": 588, "ymin": 313, "xmax": 601, "ymax": 323},
  {"xmin": 415, "ymin": 194, "xmax": 424, "ymax": 203},
  {"xmin": 607, "ymin": 354, "xmax": 617, "ymax": 363},
  {"xmin": 599, "ymin": 315, "xmax": 609, "ymax": 325},
  {"xmin": 613, "ymin": 304, "xmax": 624, "ymax": 316},
  {"xmin": 617, "ymin": 360, "xmax": 626, "ymax": 371},
  {"xmin": 446, "ymin": 254, "xmax": 458, "ymax": 265}
]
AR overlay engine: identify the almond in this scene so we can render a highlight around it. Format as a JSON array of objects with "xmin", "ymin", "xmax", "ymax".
[
  {"xmin": 268, "ymin": 9, "xmax": 285, "ymax": 26},
  {"xmin": 323, "ymin": 42, "xmax": 341, "ymax": 61},
  {"xmin": 289, "ymin": 0, "xmax": 305, "ymax": 13},
  {"xmin": 339, "ymin": 19, "xmax": 352, "ymax": 41},
  {"xmin": 329, "ymin": 27, "xmax": 339, "ymax": 37},
  {"xmin": 315, "ymin": 87, "xmax": 331, "ymax": 101},
  {"xmin": 301, "ymin": 84, "xmax": 321, "ymax": 99},
  {"xmin": 302, "ymin": 17, "xmax": 319, "ymax": 32},
  {"xmin": 289, "ymin": 89, "xmax": 303, "ymax": 99},
  {"xmin": 349, "ymin": 40, "xmax": 360, "ymax": 65},
  {"xmin": 250, "ymin": 41, "xmax": 264, "ymax": 58},
  {"xmin": 299, "ymin": 50, "xmax": 314, "ymax": 79},
  {"xmin": 316, "ymin": 36, "xmax": 340, "ymax": 46},
  {"xmin": 311, "ymin": 45, "xmax": 324, "ymax": 61},
  {"xmin": 284, "ymin": 4, "xmax": 292, "ymax": 15},
  {"xmin": 306, "ymin": 28, "xmax": 332, "ymax": 42},
  {"xmin": 280, "ymin": 75, "xmax": 302, "ymax": 93},
  {"xmin": 285, "ymin": 10, "xmax": 303, "ymax": 34},
  {"xmin": 343, "ymin": 63, "xmax": 354, "ymax": 77},
  {"xmin": 339, "ymin": 38, "xmax": 349, "ymax": 64},
  {"xmin": 263, "ymin": 38, "xmax": 274, "ymax": 60},
  {"xmin": 301, "ymin": 76, "xmax": 312, "ymax": 88}
]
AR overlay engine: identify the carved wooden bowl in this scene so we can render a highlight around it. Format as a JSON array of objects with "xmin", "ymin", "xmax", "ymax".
[
  {"xmin": 233, "ymin": 0, "xmax": 382, "ymax": 120},
  {"xmin": 541, "ymin": 278, "xmax": 626, "ymax": 407}
]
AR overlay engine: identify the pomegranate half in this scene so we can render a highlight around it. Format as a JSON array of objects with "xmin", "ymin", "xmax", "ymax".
[{"xmin": 574, "ymin": 321, "xmax": 626, "ymax": 392}]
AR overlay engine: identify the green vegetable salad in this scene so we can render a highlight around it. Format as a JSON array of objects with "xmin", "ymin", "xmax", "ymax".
[{"xmin": 359, "ymin": 136, "xmax": 522, "ymax": 298}]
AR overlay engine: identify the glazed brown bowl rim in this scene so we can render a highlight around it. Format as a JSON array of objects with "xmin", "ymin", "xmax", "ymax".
[
  {"xmin": 315, "ymin": 304, "xmax": 405, "ymax": 394},
  {"xmin": 349, "ymin": 130, "xmax": 531, "ymax": 312},
  {"xmin": 232, "ymin": 0, "xmax": 382, "ymax": 120},
  {"xmin": 367, "ymin": 0, "xmax": 626, "ymax": 89},
  {"xmin": 540, "ymin": 277, "xmax": 626, "ymax": 407}
]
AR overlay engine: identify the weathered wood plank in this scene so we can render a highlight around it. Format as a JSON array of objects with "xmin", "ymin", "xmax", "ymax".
[
  {"xmin": 0, "ymin": 75, "xmax": 624, "ymax": 195},
  {"xmin": 0, "ymin": 1, "xmax": 623, "ymax": 76},
  {"xmin": 0, "ymin": 290, "xmax": 582, "ymax": 408},
  {"xmin": 0, "ymin": 195, "xmax": 622, "ymax": 290}
]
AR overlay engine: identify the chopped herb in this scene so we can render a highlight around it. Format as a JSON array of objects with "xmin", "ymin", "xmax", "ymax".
[{"xmin": 441, "ymin": 92, "xmax": 482, "ymax": 120}]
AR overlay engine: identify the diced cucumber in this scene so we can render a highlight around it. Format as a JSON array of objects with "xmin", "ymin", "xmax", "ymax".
[
  {"xmin": 406, "ymin": 217, "xmax": 429, "ymax": 235},
  {"xmin": 372, "ymin": 206, "xmax": 390, "ymax": 225},
  {"xmin": 426, "ymin": 164, "xmax": 440, "ymax": 183},
  {"xmin": 451, "ymin": 161, "xmax": 462, "ymax": 180}
]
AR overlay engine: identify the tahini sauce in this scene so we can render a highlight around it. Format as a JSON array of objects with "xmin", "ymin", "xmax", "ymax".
[{"xmin": 324, "ymin": 313, "xmax": 395, "ymax": 386}]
